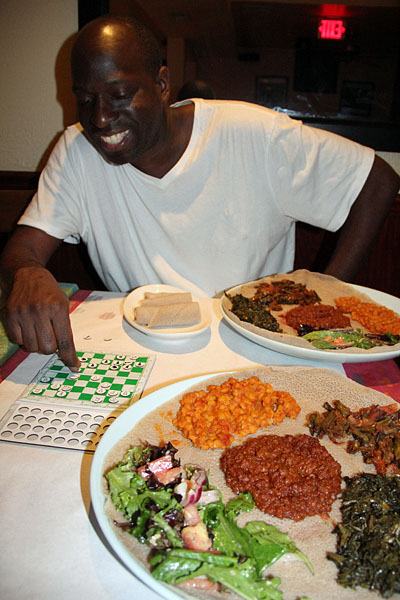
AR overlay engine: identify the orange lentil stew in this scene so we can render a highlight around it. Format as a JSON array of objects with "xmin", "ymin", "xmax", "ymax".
[
  {"xmin": 173, "ymin": 376, "xmax": 300, "ymax": 450},
  {"xmin": 221, "ymin": 433, "xmax": 342, "ymax": 521},
  {"xmin": 334, "ymin": 296, "xmax": 400, "ymax": 335}
]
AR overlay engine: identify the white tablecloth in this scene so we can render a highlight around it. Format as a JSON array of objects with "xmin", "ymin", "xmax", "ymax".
[{"xmin": 0, "ymin": 291, "xmax": 345, "ymax": 600}]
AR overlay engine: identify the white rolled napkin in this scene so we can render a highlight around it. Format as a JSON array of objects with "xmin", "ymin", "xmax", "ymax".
[{"xmin": 135, "ymin": 292, "xmax": 201, "ymax": 327}]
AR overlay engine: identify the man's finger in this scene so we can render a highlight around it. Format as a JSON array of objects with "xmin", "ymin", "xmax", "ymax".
[{"xmin": 52, "ymin": 318, "xmax": 80, "ymax": 371}]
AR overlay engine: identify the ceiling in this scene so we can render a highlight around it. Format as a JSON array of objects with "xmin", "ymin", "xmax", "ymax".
[{"xmin": 109, "ymin": 0, "xmax": 400, "ymax": 59}]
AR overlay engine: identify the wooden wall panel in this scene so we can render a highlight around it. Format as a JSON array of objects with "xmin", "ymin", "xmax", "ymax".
[
  {"xmin": 0, "ymin": 171, "xmax": 105, "ymax": 290},
  {"xmin": 295, "ymin": 196, "xmax": 400, "ymax": 297}
]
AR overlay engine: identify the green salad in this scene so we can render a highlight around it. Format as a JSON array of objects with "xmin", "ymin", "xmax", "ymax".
[
  {"xmin": 302, "ymin": 328, "xmax": 400, "ymax": 350},
  {"xmin": 106, "ymin": 442, "xmax": 313, "ymax": 600}
]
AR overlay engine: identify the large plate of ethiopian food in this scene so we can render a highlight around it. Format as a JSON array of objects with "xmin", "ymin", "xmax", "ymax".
[
  {"xmin": 220, "ymin": 270, "xmax": 400, "ymax": 362},
  {"xmin": 90, "ymin": 366, "xmax": 400, "ymax": 600}
]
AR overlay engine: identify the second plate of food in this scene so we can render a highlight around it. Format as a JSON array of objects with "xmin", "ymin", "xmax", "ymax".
[{"xmin": 220, "ymin": 271, "xmax": 400, "ymax": 363}]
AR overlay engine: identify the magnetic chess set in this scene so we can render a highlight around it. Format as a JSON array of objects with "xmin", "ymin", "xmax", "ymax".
[{"xmin": 0, "ymin": 350, "xmax": 155, "ymax": 452}]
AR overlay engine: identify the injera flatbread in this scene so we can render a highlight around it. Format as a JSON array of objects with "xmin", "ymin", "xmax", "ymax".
[
  {"xmin": 221, "ymin": 270, "xmax": 400, "ymax": 356},
  {"xmin": 102, "ymin": 367, "xmax": 400, "ymax": 600}
]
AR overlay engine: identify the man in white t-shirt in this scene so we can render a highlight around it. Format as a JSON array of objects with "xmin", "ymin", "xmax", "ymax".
[{"xmin": 0, "ymin": 15, "xmax": 399, "ymax": 371}]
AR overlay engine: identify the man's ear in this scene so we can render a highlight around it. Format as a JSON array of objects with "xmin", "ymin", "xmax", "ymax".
[{"xmin": 157, "ymin": 65, "xmax": 170, "ymax": 102}]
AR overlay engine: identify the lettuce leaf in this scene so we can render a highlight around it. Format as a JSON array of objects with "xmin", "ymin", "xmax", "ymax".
[
  {"xmin": 244, "ymin": 521, "xmax": 314, "ymax": 574},
  {"xmin": 151, "ymin": 551, "xmax": 283, "ymax": 600}
]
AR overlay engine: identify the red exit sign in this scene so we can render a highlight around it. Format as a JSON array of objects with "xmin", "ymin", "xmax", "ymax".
[{"xmin": 318, "ymin": 19, "xmax": 346, "ymax": 40}]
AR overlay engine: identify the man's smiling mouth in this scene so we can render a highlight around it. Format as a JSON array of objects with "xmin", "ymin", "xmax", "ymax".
[{"xmin": 100, "ymin": 130, "xmax": 129, "ymax": 148}]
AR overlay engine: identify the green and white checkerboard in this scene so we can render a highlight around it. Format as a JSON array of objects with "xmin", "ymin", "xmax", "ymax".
[{"xmin": 27, "ymin": 350, "xmax": 155, "ymax": 407}]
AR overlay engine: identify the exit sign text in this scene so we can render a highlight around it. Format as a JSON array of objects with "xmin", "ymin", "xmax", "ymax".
[{"xmin": 318, "ymin": 19, "xmax": 346, "ymax": 40}]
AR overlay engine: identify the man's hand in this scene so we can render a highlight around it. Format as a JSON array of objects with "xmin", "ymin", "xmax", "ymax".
[
  {"xmin": 0, "ymin": 225, "xmax": 81, "ymax": 371},
  {"xmin": 4, "ymin": 265, "xmax": 80, "ymax": 371}
]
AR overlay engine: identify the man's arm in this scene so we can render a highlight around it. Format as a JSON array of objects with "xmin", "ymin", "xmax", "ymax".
[
  {"xmin": 0, "ymin": 225, "xmax": 80, "ymax": 370},
  {"xmin": 324, "ymin": 155, "xmax": 400, "ymax": 281}
]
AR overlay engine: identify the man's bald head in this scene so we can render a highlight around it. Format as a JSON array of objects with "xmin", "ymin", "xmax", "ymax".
[
  {"xmin": 71, "ymin": 15, "xmax": 163, "ymax": 79},
  {"xmin": 70, "ymin": 14, "xmax": 171, "ymax": 169}
]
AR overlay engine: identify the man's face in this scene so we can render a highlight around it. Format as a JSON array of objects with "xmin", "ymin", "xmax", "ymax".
[{"xmin": 72, "ymin": 43, "xmax": 168, "ymax": 167}]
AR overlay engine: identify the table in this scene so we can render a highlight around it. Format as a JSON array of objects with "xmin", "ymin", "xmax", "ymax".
[{"xmin": 1, "ymin": 290, "xmax": 399, "ymax": 600}]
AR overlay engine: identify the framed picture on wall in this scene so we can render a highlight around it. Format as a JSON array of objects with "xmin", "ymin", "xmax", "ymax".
[
  {"xmin": 255, "ymin": 76, "xmax": 288, "ymax": 110},
  {"xmin": 339, "ymin": 81, "xmax": 375, "ymax": 117}
]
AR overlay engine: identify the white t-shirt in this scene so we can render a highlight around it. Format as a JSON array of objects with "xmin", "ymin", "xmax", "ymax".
[{"xmin": 19, "ymin": 99, "xmax": 374, "ymax": 297}]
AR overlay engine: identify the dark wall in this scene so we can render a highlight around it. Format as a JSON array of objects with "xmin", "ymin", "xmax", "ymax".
[{"xmin": 78, "ymin": 0, "xmax": 109, "ymax": 29}]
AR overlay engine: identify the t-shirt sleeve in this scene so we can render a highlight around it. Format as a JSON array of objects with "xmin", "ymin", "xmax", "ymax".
[
  {"xmin": 266, "ymin": 112, "xmax": 375, "ymax": 231},
  {"xmin": 18, "ymin": 127, "xmax": 84, "ymax": 244}
]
